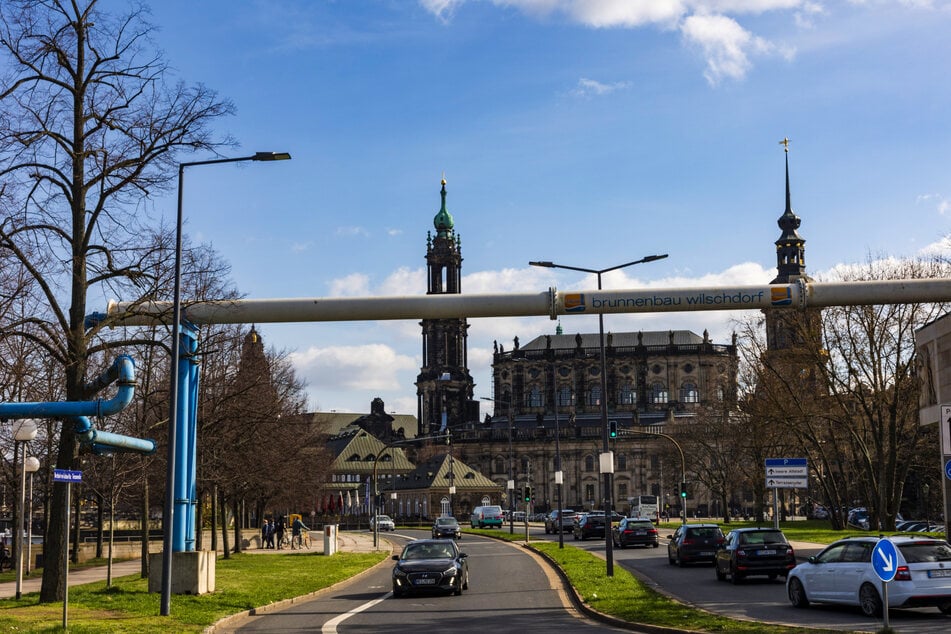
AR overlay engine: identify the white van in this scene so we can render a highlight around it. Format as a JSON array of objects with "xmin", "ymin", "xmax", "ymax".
[{"xmin": 470, "ymin": 505, "xmax": 504, "ymax": 528}]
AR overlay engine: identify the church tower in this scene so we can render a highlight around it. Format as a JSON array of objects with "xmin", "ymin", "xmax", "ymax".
[
  {"xmin": 416, "ymin": 179, "xmax": 476, "ymax": 437},
  {"xmin": 763, "ymin": 139, "xmax": 824, "ymax": 385}
]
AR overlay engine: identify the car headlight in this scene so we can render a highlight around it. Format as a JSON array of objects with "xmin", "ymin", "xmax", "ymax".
[
  {"xmin": 443, "ymin": 566, "xmax": 458, "ymax": 576},
  {"xmin": 393, "ymin": 566, "xmax": 408, "ymax": 578}
]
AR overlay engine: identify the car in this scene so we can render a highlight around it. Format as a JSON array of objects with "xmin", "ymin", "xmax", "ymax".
[
  {"xmin": 613, "ymin": 518, "xmax": 659, "ymax": 549},
  {"xmin": 811, "ymin": 505, "xmax": 830, "ymax": 520},
  {"xmin": 391, "ymin": 538, "xmax": 469, "ymax": 598},
  {"xmin": 573, "ymin": 513, "xmax": 607, "ymax": 541},
  {"xmin": 470, "ymin": 505, "xmax": 504, "ymax": 529},
  {"xmin": 370, "ymin": 515, "xmax": 395, "ymax": 531},
  {"xmin": 432, "ymin": 516, "xmax": 462, "ymax": 539},
  {"xmin": 667, "ymin": 523, "xmax": 725, "ymax": 566},
  {"xmin": 786, "ymin": 536, "xmax": 951, "ymax": 617},
  {"xmin": 847, "ymin": 507, "xmax": 870, "ymax": 530},
  {"xmin": 545, "ymin": 509, "xmax": 576, "ymax": 534},
  {"xmin": 715, "ymin": 527, "xmax": 795, "ymax": 583}
]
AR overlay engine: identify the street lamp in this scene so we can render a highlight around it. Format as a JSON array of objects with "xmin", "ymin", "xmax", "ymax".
[
  {"xmin": 23, "ymin": 456, "xmax": 39, "ymax": 576},
  {"xmin": 14, "ymin": 419, "xmax": 37, "ymax": 600},
  {"xmin": 627, "ymin": 428, "xmax": 687, "ymax": 525},
  {"xmin": 162, "ymin": 151, "xmax": 291, "ymax": 616},
  {"xmin": 530, "ymin": 254, "xmax": 668, "ymax": 576},
  {"xmin": 551, "ymin": 364, "xmax": 565, "ymax": 548},
  {"xmin": 480, "ymin": 396, "xmax": 516, "ymax": 534}
]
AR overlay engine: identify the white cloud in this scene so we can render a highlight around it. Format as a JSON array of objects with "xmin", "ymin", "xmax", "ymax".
[
  {"xmin": 335, "ymin": 226, "xmax": 369, "ymax": 237},
  {"xmin": 917, "ymin": 193, "xmax": 951, "ymax": 215},
  {"xmin": 330, "ymin": 272, "xmax": 371, "ymax": 296},
  {"xmin": 571, "ymin": 77, "xmax": 631, "ymax": 98},
  {"xmin": 680, "ymin": 13, "xmax": 778, "ymax": 84},
  {"xmin": 291, "ymin": 241, "xmax": 311, "ymax": 253},
  {"xmin": 290, "ymin": 343, "xmax": 418, "ymax": 392}
]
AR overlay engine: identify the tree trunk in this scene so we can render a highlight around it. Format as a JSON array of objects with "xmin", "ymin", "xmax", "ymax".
[
  {"xmin": 211, "ymin": 484, "xmax": 218, "ymax": 554},
  {"xmin": 219, "ymin": 489, "xmax": 230, "ymax": 559},
  {"xmin": 95, "ymin": 491, "xmax": 104, "ymax": 559},
  {"xmin": 233, "ymin": 498, "xmax": 242, "ymax": 554},
  {"xmin": 140, "ymin": 473, "xmax": 149, "ymax": 578}
]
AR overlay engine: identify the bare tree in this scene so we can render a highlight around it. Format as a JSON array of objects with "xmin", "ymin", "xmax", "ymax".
[{"xmin": 0, "ymin": 0, "xmax": 233, "ymax": 601}]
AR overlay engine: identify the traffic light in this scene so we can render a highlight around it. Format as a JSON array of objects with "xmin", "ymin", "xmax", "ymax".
[
  {"xmin": 523, "ymin": 486, "xmax": 532, "ymax": 502},
  {"xmin": 517, "ymin": 487, "xmax": 523, "ymax": 502},
  {"xmin": 680, "ymin": 481, "xmax": 688, "ymax": 499},
  {"xmin": 609, "ymin": 420, "xmax": 618, "ymax": 438}
]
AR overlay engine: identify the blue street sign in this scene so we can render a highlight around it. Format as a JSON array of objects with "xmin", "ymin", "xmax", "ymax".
[
  {"xmin": 765, "ymin": 458, "xmax": 807, "ymax": 467},
  {"xmin": 53, "ymin": 469, "xmax": 82, "ymax": 483},
  {"xmin": 945, "ymin": 459, "xmax": 951, "ymax": 481},
  {"xmin": 872, "ymin": 538, "xmax": 898, "ymax": 582}
]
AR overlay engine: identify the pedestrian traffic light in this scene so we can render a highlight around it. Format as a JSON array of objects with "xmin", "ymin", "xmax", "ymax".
[
  {"xmin": 609, "ymin": 420, "xmax": 618, "ymax": 438},
  {"xmin": 680, "ymin": 481, "xmax": 688, "ymax": 499},
  {"xmin": 524, "ymin": 486, "xmax": 532, "ymax": 502}
]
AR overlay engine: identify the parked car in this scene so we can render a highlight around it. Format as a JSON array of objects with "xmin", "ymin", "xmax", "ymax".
[
  {"xmin": 847, "ymin": 507, "xmax": 870, "ymax": 530},
  {"xmin": 432, "ymin": 516, "xmax": 462, "ymax": 539},
  {"xmin": 715, "ymin": 527, "xmax": 795, "ymax": 583},
  {"xmin": 573, "ymin": 513, "xmax": 607, "ymax": 541},
  {"xmin": 391, "ymin": 538, "xmax": 469, "ymax": 597},
  {"xmin": 613, "ymin": 518, "xmax": 659, "ymax": 549},
  {"xmin": 667, "ymin": 523, "xmax": 725, "ymax": 566},
  {"xmin": 370, "ymin": 515, "xmax": 395, "ymax": 531},
  {"xmin": 786, "ymin": 536, "xmax": 951, "ymax": 616},
  {"xmin": 810, "ymin": 505, "xmax": 829, "ymax": 520},
  {"xmin": 545, "ymin": 509, "xmax": 576, "ymax": 534}
]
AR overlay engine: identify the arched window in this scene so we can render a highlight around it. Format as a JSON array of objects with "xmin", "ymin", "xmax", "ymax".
[
  {"xmin": 617, "ymin": 454, "xmax": 627, "ymax": 471},
  {"xmin": 558, "ymin": 386, "xmax": 574, "ymax": 407},
  {"xmin": 527, "ymin": 385, "xmax": 543, "ymax": 407},
  {"xmin": 680, "ymin": 382, "xmax": 699, "ymax": 403},
  {"xmin": 716, "ymin": 385, "xmax": 725, "ymax": 401},
  {"xmin": 650, "ymin": 382, "xmax": 668, "ymax": 404},
  {"xmin": 494, "ymin": 457, "xmax": 505, "ymax": 474},
  {"xmin": 584, "ymin": 455, "xmax": 595, "ymax": 472},
  {"xmin": 618, "ymin": 383, "xmax": 636, "ymax": 405},
  {"xmin": 588, "ymin": 384, "xmax": 602, "ymax": 406}
]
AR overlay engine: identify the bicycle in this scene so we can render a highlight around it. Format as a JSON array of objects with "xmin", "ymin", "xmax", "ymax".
[{"xmin": 291, "ymin": 532, "xmax": 310, "ymax": 549}]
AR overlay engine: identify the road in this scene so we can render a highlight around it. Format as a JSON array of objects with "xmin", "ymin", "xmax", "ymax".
[
  {"xmin": 536, "ymin": 523, "xmax": 951, "ymax": 634},
  {"xmin": 234, "ymin": 529, "xmax": 632, "ymax": 633}
]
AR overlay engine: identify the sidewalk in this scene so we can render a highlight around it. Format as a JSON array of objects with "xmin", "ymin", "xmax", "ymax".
[{"xmin": 0, "ymin": 530, "xmax": 382, "ymax": 599}]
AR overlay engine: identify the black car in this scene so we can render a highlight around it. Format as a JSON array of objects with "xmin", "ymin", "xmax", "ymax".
[
  {"xmin": 613, "ymin": 518, "xmax": 659, "ymax": 549},
  {"xmin": 544, "ymin": 509, "xmax": 576, "ymax": 534},
  {"xmin": 392, "ymin": 538, "xmax": 469, "ymax": 597},
  {"xmin": 715, "ymin": 527, "xmax": 796, "ymax": 583},
  {"xmin": 573, "ymin": 514, "xmax": 606, "ymax": 541},
  {"xmin": 432, "ymin": 516, "xmax": 462, "ymax": 539},
  {"xmin": 667, "ymin": 523, "xmax": 725, "ymax": 566}
]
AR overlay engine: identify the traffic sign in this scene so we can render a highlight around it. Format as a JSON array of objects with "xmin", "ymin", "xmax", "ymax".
[
  {"xmin": 872, "ymin": 538, "xmax": 898, "ymax": 582},
  {"xmin": 766, "ymin": 476, "xmax": 808, "ymax": 489},
  {"xmin": 765, "ymin": 458, "xmax": 808, "ymax": 476},
  {"xmin": 945, "ymin": 459, "xmax": 951, "ymax": 481}
]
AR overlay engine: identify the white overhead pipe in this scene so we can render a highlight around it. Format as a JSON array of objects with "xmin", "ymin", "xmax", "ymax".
[{"xmin": 104, "ymin": 278, "xmax": 951, "ymax": 326}]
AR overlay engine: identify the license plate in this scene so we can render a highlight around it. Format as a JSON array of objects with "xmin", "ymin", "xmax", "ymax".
[
  {"xmin": 698, "ymin": 551, "xmax": 714, "ymax": 557},
  {"xmin": 415, "ymin": 578, "xmax": 437, "ymax": 585},
  {"xmin": 928, "ymin": 569, "xmax": 951, "ymax": 578},
  {"xmin": 635, "ymin": 530, "xmax": 646, "ymax": 535},
  {"xmin": 757, "ymin": 549, "xmax": 777, "ymax": 556}
]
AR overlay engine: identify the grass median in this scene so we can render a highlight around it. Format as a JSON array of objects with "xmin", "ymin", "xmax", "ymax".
[{"xmin": 0, "ymin": 551, "xmax": 387, "ymax": 633}]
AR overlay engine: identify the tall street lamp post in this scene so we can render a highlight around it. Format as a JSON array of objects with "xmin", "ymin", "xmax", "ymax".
[
  {"xmin": 24, "ymin": 456, "xmax": 39, "ymax": 575},
  {"xmin": 14, "ymin": 419, "xmax": 37, "ymax": 600},
  {"xmin": 162, "ymin": 151, "xmax": 290, "ymax": 616},
  {"xmin": 480, "ymin": 397, "xmax": 516, "ymax": 534},
  {"xmin": 530, "ymin": 255, "xmax": 668, "ymax": 576},
  {"xmin": 552, "ymin": 365, "xmax": 565, "ymax": 548}
]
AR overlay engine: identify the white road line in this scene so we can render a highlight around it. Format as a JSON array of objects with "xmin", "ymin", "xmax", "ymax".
[{"xmin": 321, "ymin": 593, "xmax": 390, "ymax": 634}]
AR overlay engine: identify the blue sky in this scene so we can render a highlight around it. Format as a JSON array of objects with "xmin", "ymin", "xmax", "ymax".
[{"xmin": 121, "ymin": 0, "xmax": 951, "ymax": 415}]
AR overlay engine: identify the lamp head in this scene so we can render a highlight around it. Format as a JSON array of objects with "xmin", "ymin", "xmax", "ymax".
[{"xmin": 252, "ymin": 151, "xmax": 292, "ymax": 161}]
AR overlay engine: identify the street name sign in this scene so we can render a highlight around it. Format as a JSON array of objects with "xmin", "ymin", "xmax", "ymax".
[{"xmin": 53, "ymin": 469, "xmax": 82, "ymax": 483}]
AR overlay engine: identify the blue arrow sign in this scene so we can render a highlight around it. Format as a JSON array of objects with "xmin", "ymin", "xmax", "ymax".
[
  {"xmin": 872, "ymin": 538, "xmax": 898, "ymax": 582},
  {"xmin": 945, "ymin": 459, "xmax": 951, "ymax": 481}
]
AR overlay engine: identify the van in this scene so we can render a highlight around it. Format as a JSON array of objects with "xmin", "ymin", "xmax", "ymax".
[{"xmin": 470, "ymin": 505, "xmax": 504, "ymax": 528}]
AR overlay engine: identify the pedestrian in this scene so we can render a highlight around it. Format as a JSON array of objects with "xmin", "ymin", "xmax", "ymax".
[
  {"xmin": 274, "ymin": 516, "xmax": 286, "ymax": 549},
  {"xmin": 261, "ymin": 519, "xmax": 270, "ymax": 549},
  {"xmin": 291, "ymin": 515, "xmax": 310, "ymax": 549}
]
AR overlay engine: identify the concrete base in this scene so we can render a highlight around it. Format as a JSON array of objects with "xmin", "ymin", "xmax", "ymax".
[{"xmin": 148, "ymin": 551, "xmax": 216, "ymax": 595}]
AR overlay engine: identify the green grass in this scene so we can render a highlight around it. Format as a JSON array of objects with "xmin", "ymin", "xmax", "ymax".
[{"xmin": 0, "ymin": 551, "xmax": 387, "ymax": 633}]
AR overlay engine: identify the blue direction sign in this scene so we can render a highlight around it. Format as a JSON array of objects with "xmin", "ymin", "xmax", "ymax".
[
  {"xmin": 873, "ymin": 538, "xmax": 898, "ymax": 582},
  {"xmin": 53, "ymin": 469, "xmax": 82, "ymax": 483},
  {"xmin": 945, "ymin": 459, "xmax": 951, "ymax": 481}
]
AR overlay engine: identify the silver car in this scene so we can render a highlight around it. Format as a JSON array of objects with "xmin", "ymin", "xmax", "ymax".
[{"xmin": 787, "ymin": 536, "xmax": 951, "ymax": 616}]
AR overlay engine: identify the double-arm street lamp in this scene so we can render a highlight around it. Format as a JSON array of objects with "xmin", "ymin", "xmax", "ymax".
[
  {"xmin": 625, "ymin": 428, "xmax": 687, "ymax": 525},
  {"xmin": 162, "ymin": 151, "xmax": 291, "ymax": 616},
  {"xmin": 530, "ymin": 254, "xmax": 668, "ymax": 576}
]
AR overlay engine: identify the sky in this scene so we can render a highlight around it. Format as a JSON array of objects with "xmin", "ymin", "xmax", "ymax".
[{"xmin": 108, "ymin": 0, "xmax": 951, "ymax": 416}]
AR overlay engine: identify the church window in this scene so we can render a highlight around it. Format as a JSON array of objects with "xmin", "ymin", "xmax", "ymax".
[
  {"xmin": 527, "ymin": 386, "xmax": 543, "ymax": 407},
  {"xmin": 584, "ymin": 455, "xmax": 595, "ymax": 472},
  {"xmin": 589, "ymin": 384, "xmax": 602, "ymax": 406},
  {"xmin": 557, "ymin": 386, "xmax": 574, "ymax": 407},
  {"xmin": 650, "ymin": 383, "xmax": 668, "ymax": 404},
  {"xmin": 618, "ymin": 383, "xmax": 636, "ymax": 405},
  {"xmin": 680, "ymin": 382, "xmax": 699, "ymax": 403}
]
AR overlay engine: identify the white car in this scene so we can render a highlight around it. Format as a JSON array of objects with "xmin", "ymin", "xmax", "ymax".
[
  {"xmin": 371, "ymin": 515, "xmax": 395, "ymax": 531},
  {"xmin": 787, "ymin": 536, "xmax": 951, "ymax": 616}
]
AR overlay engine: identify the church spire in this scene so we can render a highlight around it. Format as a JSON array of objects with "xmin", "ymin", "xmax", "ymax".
[
  {"xmin": 771, "ymin": 138, "xmax": 808, "ymax": 283},
  {"xmin": 433, "ymin": 177, "xmax": 454, "ymax": 239}
]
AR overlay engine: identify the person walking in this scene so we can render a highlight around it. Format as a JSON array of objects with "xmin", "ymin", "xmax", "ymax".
[
  {"xmin": 274, "ymin": 516, "xmax": 286, "ymax": 549},
  {"xmin": 261, "ymin": 519, "xmax": 270, "ymax": 549}
]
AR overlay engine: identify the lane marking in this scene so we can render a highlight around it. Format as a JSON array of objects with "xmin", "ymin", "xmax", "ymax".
[{"xmin": 321, "ymin": 593, "xmax": 390, "ymax": 633}]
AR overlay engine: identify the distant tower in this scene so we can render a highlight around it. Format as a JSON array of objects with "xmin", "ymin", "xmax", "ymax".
[
  {"xmin": 764, "ymin": 139, "xmax": 823, "ymax": 383},
  {"xmin": 416, "ymin": 179, "xmax": 475, "ymax": 437}
]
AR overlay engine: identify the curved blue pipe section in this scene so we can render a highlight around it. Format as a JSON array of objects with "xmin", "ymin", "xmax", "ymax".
[
  {"xmin": 0, "ymin": 355, "xmax": 135, "ymax": 420},
  {"xmin": 72, "ymin": 416, "xmax": 156, "ymax": 455}
]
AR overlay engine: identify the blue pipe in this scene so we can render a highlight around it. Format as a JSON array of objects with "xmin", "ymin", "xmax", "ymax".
[
  {"xmin": 72, "ymin": 416, "xmax": 156, "ymax": 455},
  {"xmin": 0, "ymin": 355, "xmax": 135, "ymax": 420}
]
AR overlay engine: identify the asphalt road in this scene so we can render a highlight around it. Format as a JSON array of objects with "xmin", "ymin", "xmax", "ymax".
[
  {"xmin": 234, "ymin": 529, "xmax": 632, "ymax": 633},
  {"xmin": 536, "ymin": 523, "xmax": 951, "ymax": 634}
]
